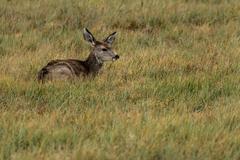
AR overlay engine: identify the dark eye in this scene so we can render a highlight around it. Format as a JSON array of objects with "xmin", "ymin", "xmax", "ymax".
[{"xmin": 102, "ymin": 48, "xmax": 107, "ymax": 51}]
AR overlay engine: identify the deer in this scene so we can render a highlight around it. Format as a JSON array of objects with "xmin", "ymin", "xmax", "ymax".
[{"xmin": 37, "ymin": 28, "xmax": 119, "ymax": 82}]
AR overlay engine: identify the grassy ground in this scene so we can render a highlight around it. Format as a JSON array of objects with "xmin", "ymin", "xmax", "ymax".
[{"xmin": 0, "ymin": 0, "xmax": 240, "ymax": 159}]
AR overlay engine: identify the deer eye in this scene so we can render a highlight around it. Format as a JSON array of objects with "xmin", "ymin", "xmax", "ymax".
[{"xmin": 102, "ymin": 48, "xmax": 107, "ymax": 51}]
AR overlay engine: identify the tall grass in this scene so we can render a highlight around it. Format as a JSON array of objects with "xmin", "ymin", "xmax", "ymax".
[{"xmin": 0, "ymin": 0, "xmax": 240, "ymax": 159}]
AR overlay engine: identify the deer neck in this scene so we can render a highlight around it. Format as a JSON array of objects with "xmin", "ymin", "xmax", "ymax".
[{"xmin": 85, "ymin": 51, "xmax": 103, "ymax": 74}]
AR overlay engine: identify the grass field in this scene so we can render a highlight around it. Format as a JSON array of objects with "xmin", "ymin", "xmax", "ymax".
[{"xmin": 0, "ymin": 0, "xmax": 240, "ymax": 159}]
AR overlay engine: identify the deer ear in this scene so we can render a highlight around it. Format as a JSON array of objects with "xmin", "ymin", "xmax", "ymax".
[
  {"xmin": 103, "ymin": 32, "xmax": 117, "ymax": 46},
  {"xmin": 83, "ymin": 28, "xmax": 96, "ymax": 46}
]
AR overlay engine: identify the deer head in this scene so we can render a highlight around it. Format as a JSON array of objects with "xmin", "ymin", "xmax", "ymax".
[{"xmin": 83, "ymin": 28, "xmax": 119, "ymax": 64}]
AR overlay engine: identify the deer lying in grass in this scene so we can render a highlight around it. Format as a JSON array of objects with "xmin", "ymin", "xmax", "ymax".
[{"xmin": 37, "ymin": 28, "xmax": 119, "ymax": 82}]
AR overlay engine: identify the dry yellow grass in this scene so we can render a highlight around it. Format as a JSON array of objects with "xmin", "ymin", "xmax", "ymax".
[{"xmin": 0, "ymin": 0, "xmax": 240, "ymax": 159}]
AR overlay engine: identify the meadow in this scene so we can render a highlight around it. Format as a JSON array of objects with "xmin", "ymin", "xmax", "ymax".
[{"xmin": 0, "ymin": 0, "xmax": 240, "ymax": 159}]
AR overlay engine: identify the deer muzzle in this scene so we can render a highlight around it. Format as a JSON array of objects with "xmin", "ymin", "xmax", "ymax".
[{"xmin": 112, "ymin": 55, "xmax": 119, "ymax": 61}]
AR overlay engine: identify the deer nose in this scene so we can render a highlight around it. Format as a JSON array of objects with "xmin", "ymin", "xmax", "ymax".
[{"xmin": 114, "ymin": 55, "xmax": 119, "ymax": 60}]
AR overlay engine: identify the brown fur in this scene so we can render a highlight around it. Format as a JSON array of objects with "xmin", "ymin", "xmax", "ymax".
[
  {"xmin": 37, "ymin": 52, "xmax": 103, "ymax": 82},
  {"xmin": 37, "ymin": 28, "xmax": 119, "ymax": 83}
]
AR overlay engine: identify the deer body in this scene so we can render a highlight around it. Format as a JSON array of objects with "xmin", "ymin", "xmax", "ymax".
[{"xmin": 37, "ymin": 28, "xmax": 119, "ymax": 82}]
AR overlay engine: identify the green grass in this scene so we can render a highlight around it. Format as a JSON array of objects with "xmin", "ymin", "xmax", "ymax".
[{"xmin": 0, "ymin": 0, "xmax": 240, "ymax": 159}]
